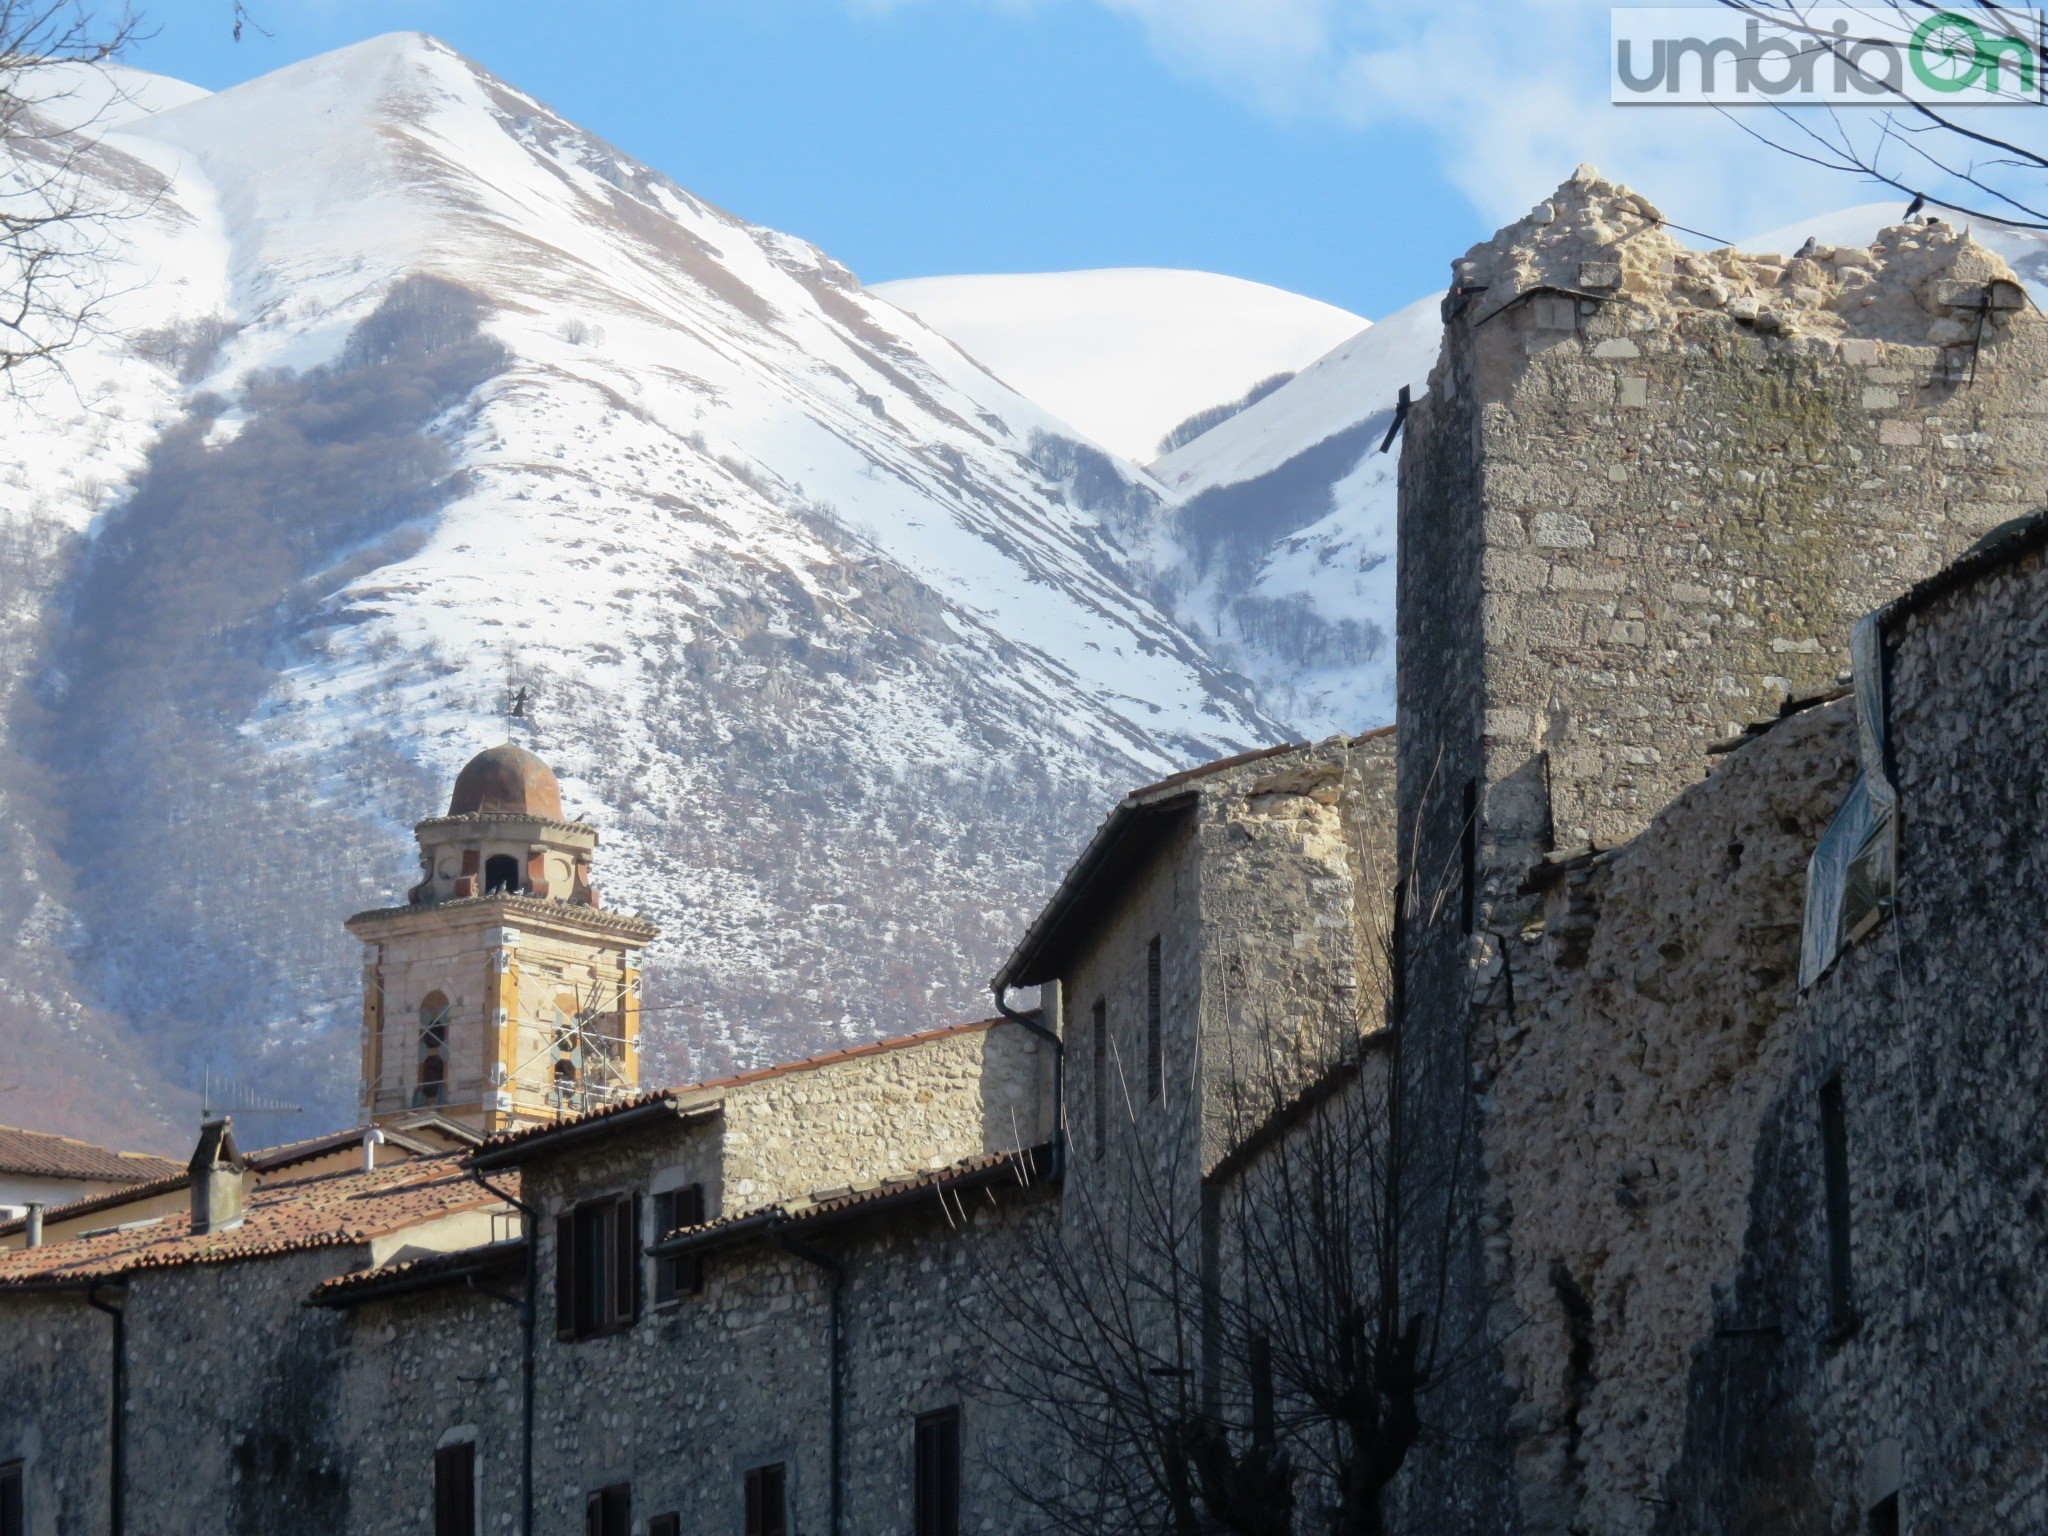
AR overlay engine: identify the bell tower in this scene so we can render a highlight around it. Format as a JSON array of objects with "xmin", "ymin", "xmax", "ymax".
[{"xmin": 347, "ymin": 745, "xmax": 660, "ymax": 1135}]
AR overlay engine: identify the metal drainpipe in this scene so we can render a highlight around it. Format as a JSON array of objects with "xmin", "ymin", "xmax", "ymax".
[
  {"xmin": 84, "ymin": 1282, "xmax": 124, "ymax": 1536},
  {"xmin": 778, "ymin": 1234, "xmax": 844, "ymax": 1536},
  {"xmin": 992, "ymin": 983, "xmax": 1064, "ymax": 1179},
  {"xmin": 467, "ymin": 1170, "xmax": 536, "ymax": 1536}
]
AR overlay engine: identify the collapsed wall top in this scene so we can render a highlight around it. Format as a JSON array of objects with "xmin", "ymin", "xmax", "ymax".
[{"xmin": 1447, "ymin": 163, "xmax": 2026, "ymax": 347}]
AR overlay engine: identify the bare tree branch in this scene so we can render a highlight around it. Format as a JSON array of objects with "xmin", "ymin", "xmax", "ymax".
[{"xmin": 0, "ymin": 1, "xmax": 144, "ymax": 384}]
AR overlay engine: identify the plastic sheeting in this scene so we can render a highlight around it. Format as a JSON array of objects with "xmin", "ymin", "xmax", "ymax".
[{"xmin": 1799, "ymin": 613, "xmax": 1898, "ymax": 990}]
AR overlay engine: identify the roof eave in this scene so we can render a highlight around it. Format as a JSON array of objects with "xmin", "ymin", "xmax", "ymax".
[{"xmin": 467, "ymin": 1101, "xmax": 719, "ymax": 1171}]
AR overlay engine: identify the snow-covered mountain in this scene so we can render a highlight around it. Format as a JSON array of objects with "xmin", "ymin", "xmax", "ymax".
[
  {"xmin": 872, "ymin": 269, "xmax": 1366, "ymax": 464},
  {"xmin": 1139, "ymin": 293, "xmax": 1443, "ymax": 734},
  {"xmin": 0, "ymin": 34, "xmax": 1291, "ymax": 1146}
]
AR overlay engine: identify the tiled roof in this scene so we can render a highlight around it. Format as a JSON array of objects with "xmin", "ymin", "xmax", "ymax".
[
  {"xmin": 0, "ymin": 1126, "xmax": 182, "ymax": 1185},
  {"xmin": 649, "ymin": 1144, "xmax": 1054, "ymax": 1256},
  {"xmin": 471, "ymin": 1019, "xmax": 1005, "ymax": 1164},
  {"xmin": 0, "ymin": 1153, "xmax": 515, "ymax": 1290},
  {"xmin": 306, "ymin": 1238, "xmax": 528, "ymax": 1307},
  {"xmin": 0, "ymin": 1125, "xmax": 443, "ymax": 1239}
]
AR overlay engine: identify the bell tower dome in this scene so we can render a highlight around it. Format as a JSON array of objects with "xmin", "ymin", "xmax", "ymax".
[{"xmin": 347, "ymin": 746, "xmax": 659, "ymax": 1134}]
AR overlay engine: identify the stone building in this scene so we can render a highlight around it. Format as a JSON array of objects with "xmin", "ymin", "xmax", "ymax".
[
  {"xmin": 6, "ymin": 167, "xmax": 2048, "ymax": 1536},
  {"xmin": 349, "ymin": 743, "xmax": 660, "ymax": 1136},
  {"xmin": 1394, "ymin": 168, "xmax": 2048, "ymax": 1534},
  {"xmin": 0, "ymin": 1130, "xmax": 180, "ymax": 1225}
]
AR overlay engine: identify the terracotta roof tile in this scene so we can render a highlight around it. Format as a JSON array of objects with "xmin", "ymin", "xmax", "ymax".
[
  {"xmin": 0, "ymin": 1126, "xmax": 182, "ymax": 1185},
  {"xmin": 0, "ymin": 1153, "xmax": 515, "ymax": 1290},
  {"xmin": 651, "ymin": 1144, "xmax": 1054, "ymax": 1254},
  {"xmin": 306, "ymin": 1237, "xmax": 528, "ymax": 1307}
]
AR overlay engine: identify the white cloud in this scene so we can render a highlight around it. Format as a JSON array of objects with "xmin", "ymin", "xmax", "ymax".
[
  {"xmin": 862, "ymin": 0, "xmax": 1944, "ymax": 250},
  {"xmin": 1098, "ymin": 0, "xmax": 1883, "ymax": 240}
]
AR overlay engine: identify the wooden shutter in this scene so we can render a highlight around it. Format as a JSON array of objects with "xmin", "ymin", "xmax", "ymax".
[
  {"xmin": 1145, "ymin": 936, "xmax": 1162, "ymax": 1102},
  {"xmin": 651, "ymin": 1190, "xmax": 678, "ymax": 1306},
  {"xmin": 433, "ymin": 1442, "xmax": 475, "ymax": 1536},
  {"xmin": 554, "ymin": 1212, "xmax": 578, "ymax": 1339},
  {"xmin": 745, "ymin": 1464, "xmax": 786, "ymax": 1536},
  {"xmin": 611, "ymin": 1195, "xmax": 638, "ymax": 1327},
  {"xmin": 0, "ymin": 1461, "xmax": 23, "ymax": 1536},
  {"xmin": 676, "ymin": 1184, "xmax": 705, "ymax": 1296},
  {"xmin": 915, "ymin": 1409, "xmax": 961, "ymax": 1536}
]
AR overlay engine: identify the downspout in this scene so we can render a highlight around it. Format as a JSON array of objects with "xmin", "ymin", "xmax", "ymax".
[
  {"xmin": 467, "ymin": 1169, "xmax": 536, "ymax": 1536},
  {"xmin": 779, "ymin": 1235, "xmax": 844, "ymax": 1536},
  {"xmin": 84, "ymin": 1282, "xmax": 124, "ymax": 1536},
  {"xmin": 992, "ymin": 983, "xmax": 1064, "ymax": 1179}
]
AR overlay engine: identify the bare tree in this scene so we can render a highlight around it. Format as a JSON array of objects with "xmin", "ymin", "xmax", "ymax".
[
  {"xmin": 0, "ymin": 1, "xmax": 141, "ymax": 381},
  {"xmin": 1712, "ymin": 1, "xmax": 2048, "ymax": 227},
  {"xmin": 984, "ymin": 817, "xmax": 1479, "ymax": 1536}
]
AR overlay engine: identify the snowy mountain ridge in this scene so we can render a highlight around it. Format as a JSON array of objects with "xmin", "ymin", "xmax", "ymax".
[{"xmin": 0, "ymin": 34, "xmax": 1294, "ymax": 1145}]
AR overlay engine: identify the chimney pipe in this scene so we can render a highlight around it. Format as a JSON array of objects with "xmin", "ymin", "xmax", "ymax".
[
  {"xmin": 188, "ymin": 1115, "xmax": 246, "ymax": 1236},
  {"xmin": 362, "ymin": 1125, "xmax": 386, "ymax": 1173},
  {"xmin": 24, "ymin": 1203, "xmax": 42, "ymax": 1247}
]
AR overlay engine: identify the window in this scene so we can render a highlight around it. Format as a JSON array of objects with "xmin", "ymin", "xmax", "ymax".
[
  {"xmin": 415, "ymin": 993, "xmax": 450, "ymax": 1108},
  {"xmin": 744, "ymin": 1463, "xmax": 787, "ymax": 1536},
  {"xmin": 1821, "ymin": 1077, "xmax": 1855, "ymax": 1332},
  {"xmin": 1869, "ymin": 1494, "xmax": 1900, "ymax": 1536},
  {"xmin": 650, "ymin": 1517, "xmax": 680, "ymax": 1536},
  {"xmin": 433, "ymin": 1442, "xmax": 476, "ymax": 1536},
  {"xmin": 484, "ymin": 853, "xmax": 521, "ymax": 895},
  {"xmin": 1091, "ymin": 998, "xmax": 1108, "ymax": 1161},
  {"xmin": 585, "ymin": 1482, "xmax": 630, "ymax": 1536},
  {"xmin": 914, "ymin": 1409, "xmax": 961, "ymax": 1536},
  {"xmin": 555, "ymin": 1195, "xmax": 639, "ymax": 1339},
  {"xmin": 1145, "ymin": 937, "xmax": 1163, "ymax": 1102},
  {"xmin": 652, "ymin": 1184, "xmax": 706, "ymax": 1304},
  {"xmin": 1, "ymin": 1460, "xmax": 22, "ymax": 1536},
  {"xmin": 1459, "ymin": 779, "xmax": 1479, "ymax": 935}
]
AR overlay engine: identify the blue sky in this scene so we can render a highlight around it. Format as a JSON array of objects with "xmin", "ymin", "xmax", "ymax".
[{"xmin": 124, "ymin": 1, "xmax": 1898, "ymax": 321}]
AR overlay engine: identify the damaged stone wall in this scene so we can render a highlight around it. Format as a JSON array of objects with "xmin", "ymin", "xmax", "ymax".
[
  {"xmin": 1394, "ymin": 163, "xmax": 2048, "ymax": 1532},
  {"xmin": 1658, "ymin": 529, "xmax": 2048, "ymax": 1534},
  {"xmin": 1479, "ymin": 702, "xmax": 1856, "ymax": 1535}
]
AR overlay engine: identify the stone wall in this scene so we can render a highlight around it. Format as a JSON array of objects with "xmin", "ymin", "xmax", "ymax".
[
  {"xmin": 711, "ymin": 1020, "xmax": 1050, "ymax": 1210},
  {"xmin": 1659, "ymin": 527, "xmax": 2048, "ymax": 1533},
  {"xmin": 329, "ymin": 1178, "xmax": 1053, "ymax": 1535},
  {"xmin": 1473, "ymin": 701, "xmax": 1855, "ymax": 1534},
  {"xmin": 0, "ymin": 1295, "xmax": 110, "ymax": 1536},
  {"xmin": 1394, "ymin": 165, "xmax": 2048, "ymax": 1533}
]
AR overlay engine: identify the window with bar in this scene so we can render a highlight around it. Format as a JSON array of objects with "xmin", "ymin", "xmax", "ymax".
[{"xmin": 914, "ymin": 1408, "xmax": 961, "ymax": 1536}]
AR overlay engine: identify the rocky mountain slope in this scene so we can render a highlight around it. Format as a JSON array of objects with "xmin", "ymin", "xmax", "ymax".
[{"xmin": 0, "ymin": 34, "xmax": 1290, "ymax": 1146}]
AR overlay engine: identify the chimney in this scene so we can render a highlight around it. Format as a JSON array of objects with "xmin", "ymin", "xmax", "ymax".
[
  {"xmin": 361, "ymin": 1125, "xmax": 386, "ymax": 1173},
  {"xmin": 188, "ymin": 1116, "xmax": 247, "ymax": 1235},
  {"xmin": 24, "ymin": 1203, "xmax": 42, "ymax": 1247}
]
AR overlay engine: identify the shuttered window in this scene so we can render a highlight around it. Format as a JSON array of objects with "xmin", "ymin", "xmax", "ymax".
[
  {"xmin": 652, "ymin": 1184, "xmax": 706, "ymax": 1304},
  {"xmin": 649, "ymin": 1515, "xmax": 681, "ymax": 1536},
  {"xmin": 555, "ymin": 1195, "xmax": 639, "ymax": 1339},
  {"xmin": 1145, "ymin": 936, "xmax": 1163, "ymax": 1102},
  {"xmin": 1092, "ymin": 998, "xmax": 1108, "ymax": 1160},
  {"xmin": 433, "ymin": 1442, "xmax": 476, "ymax": 1536},
  {"xmin": 914, "ymin": 1408, "xmax": 961, "ymax": 1536},
  {"xmin": 1, "ymin": 1461, "xmax": 23, "ymax": 1536},
  {"xmin": 744, "ymin": 1463, "xmax": 787, "ymax": 1536},
  {"xmin": 585, "ymin": 1482, "xmax": 630, "ymax": 1536}
]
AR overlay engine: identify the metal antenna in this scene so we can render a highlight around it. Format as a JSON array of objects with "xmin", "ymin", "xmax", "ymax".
[{"xmin": 200, "ymin": 1067, "xmax": 303, "ymax": 1123}]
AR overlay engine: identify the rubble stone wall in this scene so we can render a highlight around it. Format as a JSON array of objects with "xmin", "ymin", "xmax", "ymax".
[
  {"xmin": 0, "ymin": 1295, "xmax": 110, "ymax": 1536},
  {"xmin": 1660, "ymin": 532, "xmax": 2048, "ymax": 1534},
  {"xmin": 1395, "ymin": 165, "xmax": 2048, "ymax": 1533}
]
